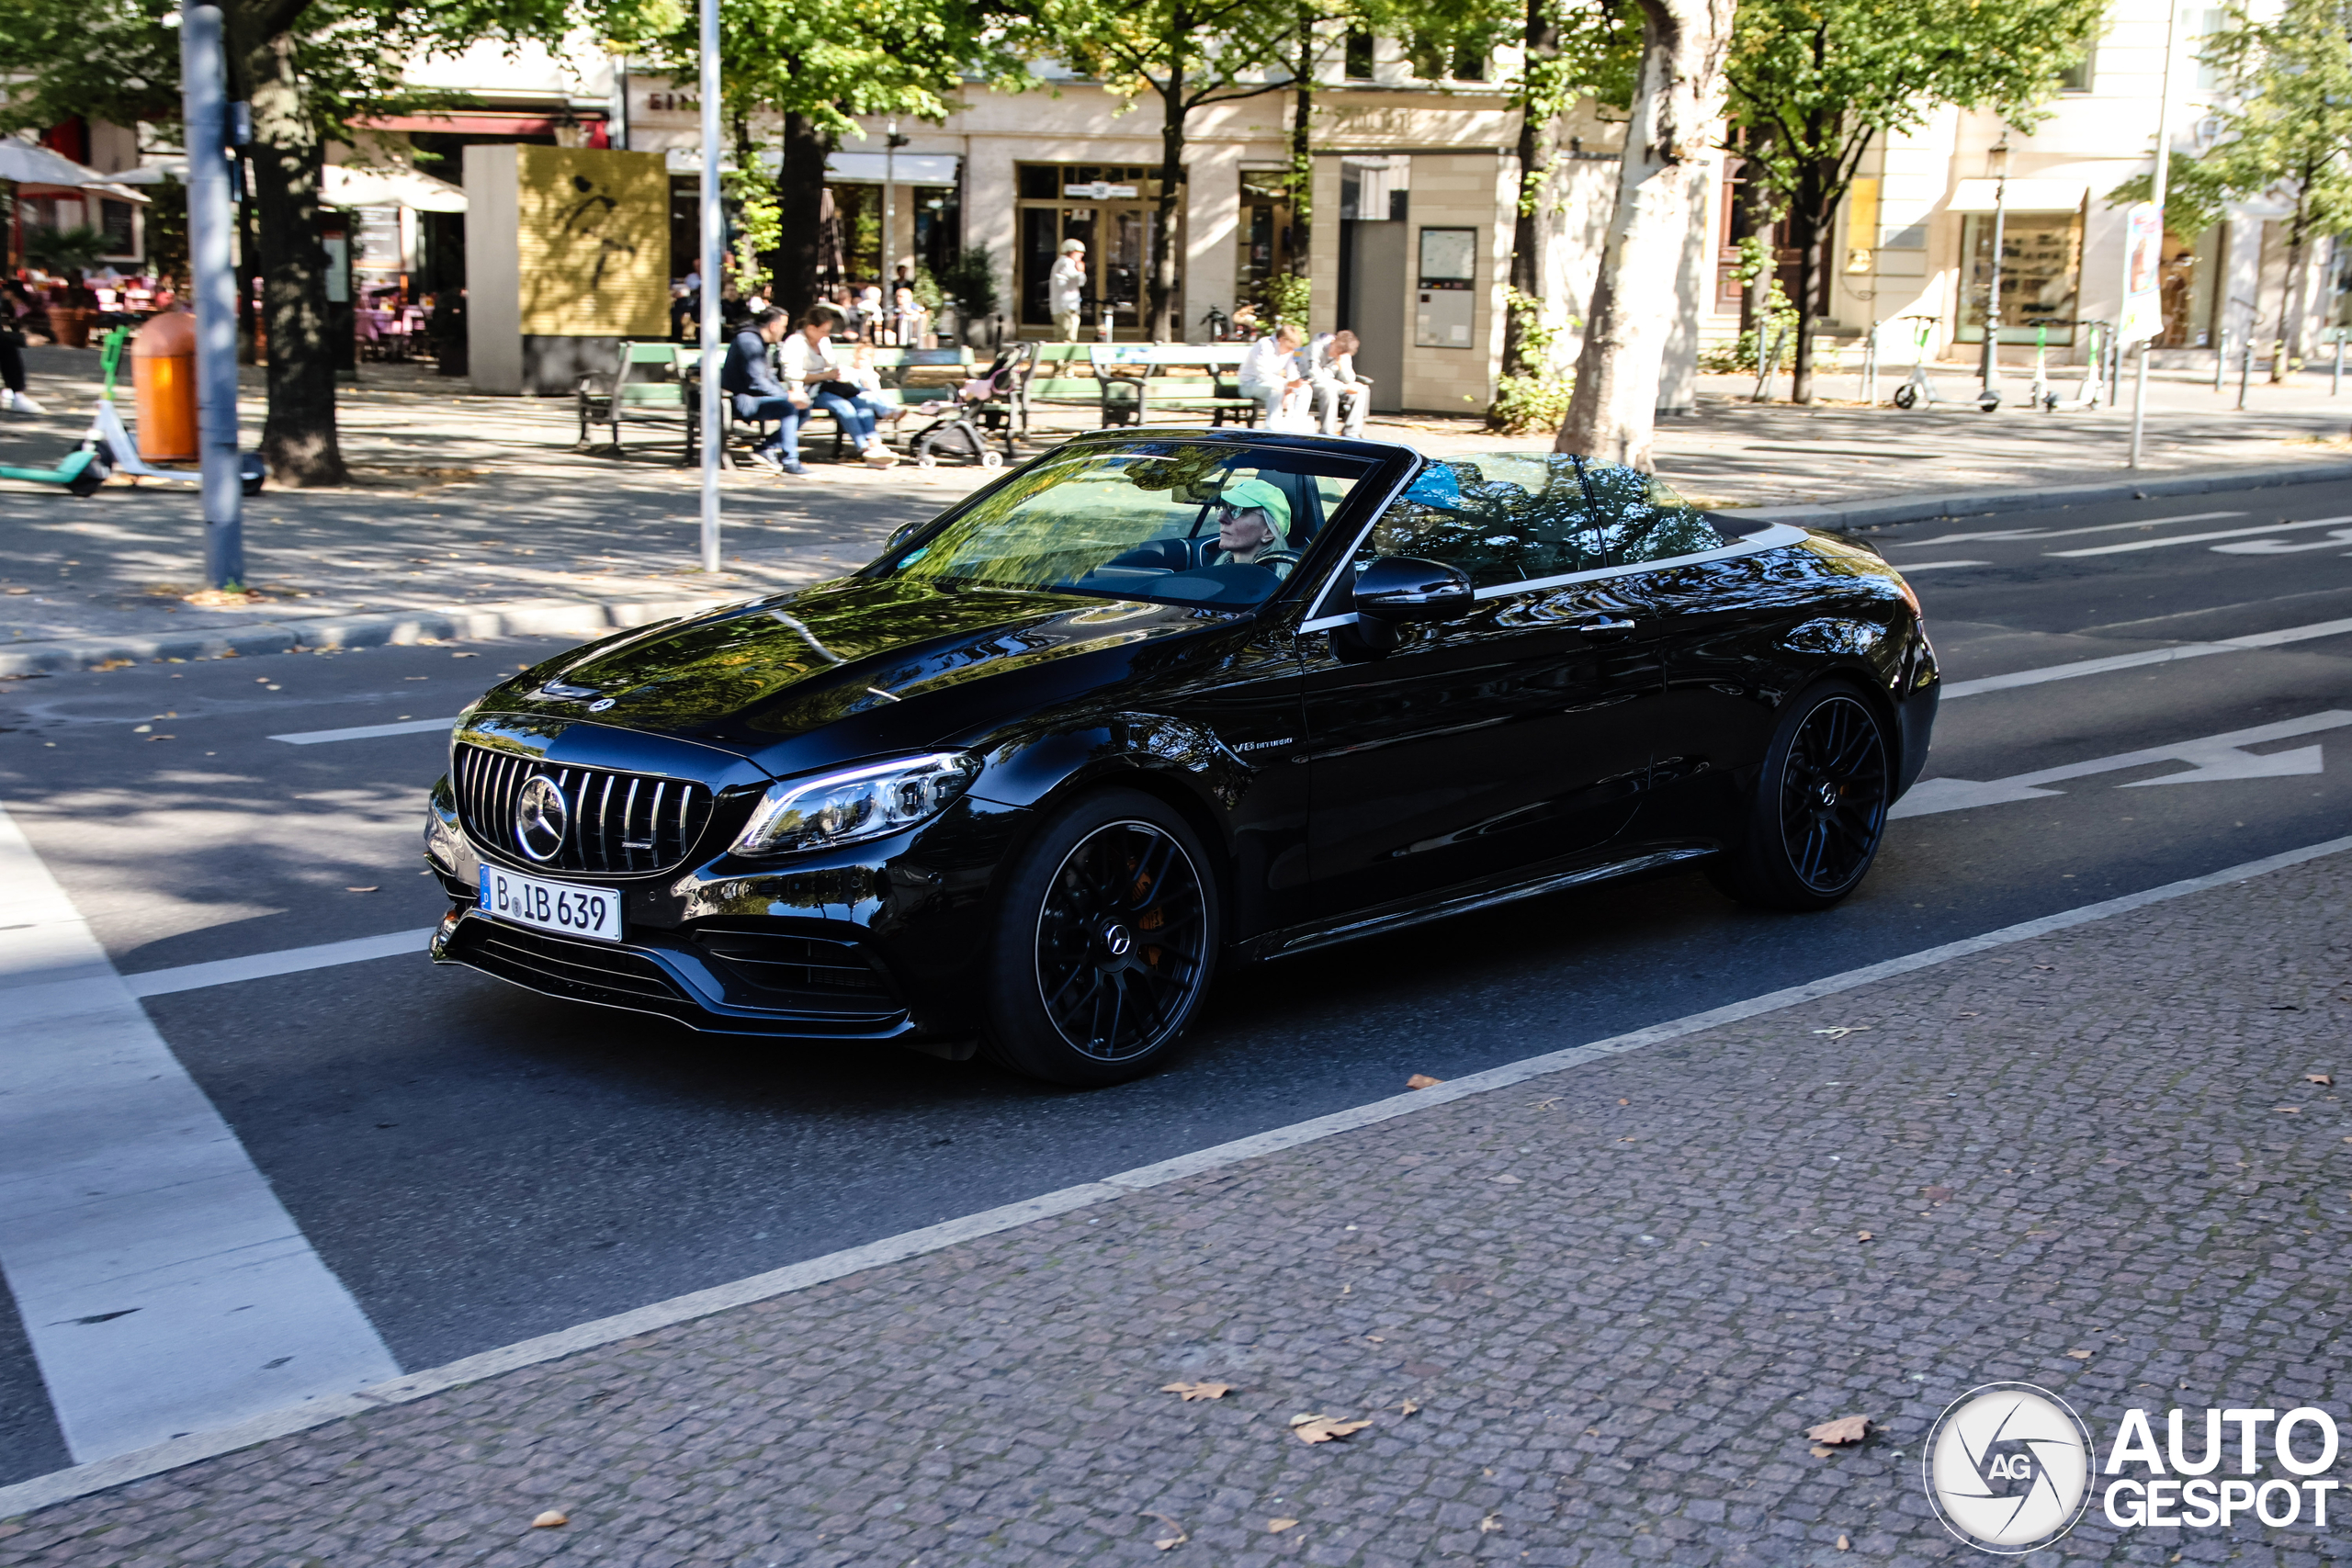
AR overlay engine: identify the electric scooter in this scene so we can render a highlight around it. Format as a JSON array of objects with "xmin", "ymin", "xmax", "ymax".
[
  {"xmin": 1890, "ymin": 317, "xmax": 1999, "ymax": 411},
  {"xmin": 2038, "ymin": 320, "xmax": 2108, "ymax": 411},
  {"xmin": 0, "ymin": 443, "xmax": 110, "ymax": 496}
]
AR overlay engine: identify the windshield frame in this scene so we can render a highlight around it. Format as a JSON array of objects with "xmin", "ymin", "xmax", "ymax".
[{"xmin": 855, "ymin": 429, "xmax": 1424, "ymax": 615}]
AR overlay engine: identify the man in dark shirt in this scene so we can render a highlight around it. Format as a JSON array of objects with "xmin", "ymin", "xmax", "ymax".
[{"xmin": 719, "ymin": 305, "xmax": 809, "ymax": 475}]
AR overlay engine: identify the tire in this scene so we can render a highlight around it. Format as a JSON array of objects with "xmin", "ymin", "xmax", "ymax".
[
  {"xmin": 1706, "ymin": 681, "xmax": 1893, "ymax": 911},
  {"xmin": 1891, "ymin": 383, "xmax": 1917, "ymax": 410},
  {"xmin": 978, "ymin": 788, "xmax": 1220, "ymax": 1086},
  {"xmin": 979, "ymin": 448, "xmax": 1006, "ymax": 468},
  {"xmin": 1977, "ymin": 389, "xmax": 2001, "ymax": 412}
]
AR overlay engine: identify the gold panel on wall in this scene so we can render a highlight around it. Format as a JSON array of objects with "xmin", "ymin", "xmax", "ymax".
[{"xmin": 515, "ymin": 147, "xmax": 668, "ymax": 337}]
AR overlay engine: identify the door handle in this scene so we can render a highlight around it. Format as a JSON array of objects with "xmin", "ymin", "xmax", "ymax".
[{"xmin": 1572, "ymin": 615, "xmax": 1639, "ymax": 638}]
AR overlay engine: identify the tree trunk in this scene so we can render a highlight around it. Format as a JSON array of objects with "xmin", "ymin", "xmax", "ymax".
[
  {"xmin": 774, "ymin": 112, "xmax": 832, "ymax": 320},
  {"xmin": 2277, "ymin": 183, "xmax": 2312, "ymax": 381},
  {"xmin": 1149, "ymin": 62, "xmax": 1188, "ymax": 342},
  {"xmin": 1289, "ymin": 8, "xmax": 1314, "ymax": 285},
  {"xmin": 1786, "ymin": 156, "xmax": 1833, "ymax": 404},
  {"xmin": 1734, "ymin": 125, "xmax": 1774, "ymax": 344},
  {"xmin": 238, "ymin": 25, "xmax": 345, "ymax": 486},
  {"xmin": 1502, "ymin": 0, "xmax": 1561, "ymax": 381},
  {"xmin": 1555, "ymin": 0, "xmax": 1735, "ymax": 467}
]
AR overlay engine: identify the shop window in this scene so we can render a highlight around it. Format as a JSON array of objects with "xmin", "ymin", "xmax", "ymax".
[
  {"xmin": 1956, "ymin": 208, "xmax": 2085, "ymax": 345},
  {"xmin": 1014, "ymin": 163, "xmax": 1164, "ymax": 333},
  {"xmin": 1344, "ymin": 31, "xmax": 1375, "ymax": 79},
  {"xmin": 1236, "ymin": 171, "xmax": 1294, "ymax": 311}
]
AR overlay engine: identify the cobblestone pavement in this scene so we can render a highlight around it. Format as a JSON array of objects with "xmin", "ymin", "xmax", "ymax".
[
  {"xmin": 7, "ymin": 345, "xmax": 2352, "ymax": 658},
  {"xmin": 4, "ymin": 848, "xmax": 2348, "ymax": 1565}
]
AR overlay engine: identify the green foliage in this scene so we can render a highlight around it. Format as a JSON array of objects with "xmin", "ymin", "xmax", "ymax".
[
  {"xmin": 1486, "ymin": 287, "xmax": 1573, "ymax": 431},
  {"xmin": 25, "ymin": 224, "xmax": 109, "ymax": 276},
  {"xmin": 936, "ymin": 249, "xmax": 1000, "ymax": 317},
  {"xmin": 2107, "ymin": 152, "xmax": 2224, "ymax": 242},
  {"xmin": 1258, "ymin": 272, "xmax": 1311, "ymax": 326},
  {"xmin": 727, "ymin": 170, "xmax": 781, "ymax": 284},
  {"xmin": 2148, "ymin": 0, "xmax": 2352, "ymax": 251},
  {"xmin": 1701, "ymin": 233, "xmax": 1797, "ymax": 373}
]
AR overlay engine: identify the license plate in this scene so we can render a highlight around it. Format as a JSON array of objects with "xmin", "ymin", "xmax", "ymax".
[{"xmin": 479, "ymin": 866, "xmax": 623, "ymax": 942}]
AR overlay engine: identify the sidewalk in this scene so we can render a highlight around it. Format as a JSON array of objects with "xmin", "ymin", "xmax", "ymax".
[
  {"xmin": 7, "ymin": 342, "xmax": 2352, "ymax": 674},
  {"xmin": 4, "ymin": 841, "xmax": 2346, "ymax": 1563}
]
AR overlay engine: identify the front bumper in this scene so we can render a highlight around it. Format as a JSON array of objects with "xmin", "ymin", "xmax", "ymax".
[{"xmin": 424, "ymin": 775, "xmax": 1030, "ymax": 1043}]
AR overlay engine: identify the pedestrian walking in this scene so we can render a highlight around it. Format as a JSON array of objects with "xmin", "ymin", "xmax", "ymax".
[{"xmin": 1050, "ymin": 239, "xmax": 1088, "ymax": 344}]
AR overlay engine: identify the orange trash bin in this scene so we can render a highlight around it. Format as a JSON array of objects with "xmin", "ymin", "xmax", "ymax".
[{"xmin": 131, "ymin": 311, "xmax": 199, "ymax": 462}]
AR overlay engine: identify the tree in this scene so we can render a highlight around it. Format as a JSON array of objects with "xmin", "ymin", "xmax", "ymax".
[
  {"xmin": 1, "ymin": 0, "xmax": 576, "ymax": 485},
  {"xmin": 1019, "ymin": 0, "xmax": 1300, "ymax": 340},
  {"xmin": 1554, "ymin": 0, "xmax": 1734, "ymax": 468},
  {"xmin": 1721, "ymin": 0, "xmax": 2102, "ymax": 404},
  {"xmin": 2131, "ymin": 0, "xmax": 2352, "ymax": 378},
  {"xmin": 601, "ymin": 0, "xmax": 1023, "ymax": 321}
]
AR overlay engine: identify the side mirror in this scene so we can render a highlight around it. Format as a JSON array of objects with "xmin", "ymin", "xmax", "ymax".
[{"xmin": 1351, "ymin": 556, "xmax": 1474, "ymax": 623}]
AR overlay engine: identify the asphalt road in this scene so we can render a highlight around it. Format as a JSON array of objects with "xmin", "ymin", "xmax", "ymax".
[{"xmin": 4, "ymin": 472, "xmax": 2349, "ymax": 1486}]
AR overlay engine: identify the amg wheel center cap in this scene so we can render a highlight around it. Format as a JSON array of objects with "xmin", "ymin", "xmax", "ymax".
[
  {"xmin": 1100, "ymin": 921, "xmax": 1134, "ymax": 959},
  {"xmin": 514, "ymin": 775, "xmax": 570, "ymax": 862}
]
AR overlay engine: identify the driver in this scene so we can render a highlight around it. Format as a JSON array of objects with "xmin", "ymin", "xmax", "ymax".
[{"xmin": 1213, "ymin": 478, "xmax": 1292, "ymax": 566}]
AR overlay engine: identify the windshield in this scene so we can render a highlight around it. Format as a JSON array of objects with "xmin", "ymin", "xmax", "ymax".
[{"xmin": 875, "ymin": 441, "xmax": 1374, "ymax": 608}]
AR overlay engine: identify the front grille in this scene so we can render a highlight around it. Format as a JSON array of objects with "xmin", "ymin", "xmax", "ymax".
[
  {"xmin": 456, "ymin": 742, "xmax": 716, "ymax": 875},
  {"xmin": 694, "ymin": 930, "xmax": 896, "ymax": 999}
]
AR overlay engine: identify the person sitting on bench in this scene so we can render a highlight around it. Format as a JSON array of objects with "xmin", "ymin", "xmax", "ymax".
[
  {"xmin": 1306, "ymin": 329, "xmax": 1371, "ymax": 438},
  {"xmin": 1237, "ymin": 324, "xmax": 1308, "ymax": 424},
  {"xmin": 720, "ymin": 305, "xmax": 811, "ymax": 476},
  {"xmin": 780, "ymin": 303, "xmax": 899, "ymax": 468}
]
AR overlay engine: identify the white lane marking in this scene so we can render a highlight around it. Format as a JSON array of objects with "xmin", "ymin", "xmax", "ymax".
[
  {"xmin": 2049, "ymin": 514, "xmax": 2352, "ymax": 557},
  {"xmin": 0, "ymin": 803, "xmax": 399, "ymax": 1464},
  {"xmin": 1890, "ymin": 710, "xmax": 2351, "ymax": 818},
  {"xmin": 1885, "ymin": 559, "xmax": 1990, "ymax": 572},
  {"xmin": 1895, "ymin": 512, "xmax": 2245, "ymax": 547},
  {"xmin": 2211, "ymin": 526, "xmax": 2352, "ymax": 556},
  {"xmin": 270, "ymin": 716, "xmax": 461, "ymax": 745},
  {"xmin": 6, "ymin": 829, "xmax": 2350, "ymax": 1519},
  {"xmin": 122, "ymin": 929, "xmax": 436, "ymax": 999},
  {"xmin": 1939, "ymin": 615, "xmax": 2352, "ymax": 699}
]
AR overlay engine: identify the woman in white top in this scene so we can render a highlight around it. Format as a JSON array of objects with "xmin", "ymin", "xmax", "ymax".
[{"xmin": 780, "ymin": 304, "xmax": 899, "ymax": 466}]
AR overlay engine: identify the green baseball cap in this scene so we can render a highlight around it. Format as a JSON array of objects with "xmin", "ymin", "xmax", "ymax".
[{"xmin": 1217, "ymin": 477, "xmax": 1291, "ymax": 543}]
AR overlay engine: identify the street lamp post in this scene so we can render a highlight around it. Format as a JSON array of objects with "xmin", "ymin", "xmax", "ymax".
[
  {"xmin": 1977, "ymin": 134, "xmax": 2010, "ymax": 409},
  {"xmin": 2129, "ymin": 3, "xmax": 2181, "ymax": 468},
  {"xmin": 178, "ymin": 5, "xmax": 242, "ymax": 590},
  {"xmin": 696, "ymin": 0, "xmax": 721, "ymax": 573}
]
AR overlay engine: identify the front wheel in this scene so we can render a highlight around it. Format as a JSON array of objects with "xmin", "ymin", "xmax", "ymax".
[
  {"xmin": 979, "ymin": 789, "xmax": 1220, "ymax": 1086},
  {"xmin": 1891, "ymin": 383, "xmax": 1917, "ymax": 410},
  {"xmin": 1707, "ymin": 682, "xmax": 1892, "ymax": 911}
]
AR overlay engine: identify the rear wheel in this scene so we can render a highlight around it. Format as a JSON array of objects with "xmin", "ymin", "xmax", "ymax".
[
  {"xmin": 979, "ymin": 789, "xmax": 1219, "ymax": 1086},
  {"xmin": 1708, "ymin": 682, "xmax": 1891, "ymax": 911},
  {"xmin": 1891, "ymin": 383, "xmax": 1917, "ymax": 410}
]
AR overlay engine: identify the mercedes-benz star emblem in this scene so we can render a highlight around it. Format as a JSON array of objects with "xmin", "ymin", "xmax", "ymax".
[
  {"xmin": 1102, "ymin": 923, "xmax": 1133, "ymax": 958},
  {"xmin": 514, "ymin": 775, "xmax": 570, "ymax": 862}
]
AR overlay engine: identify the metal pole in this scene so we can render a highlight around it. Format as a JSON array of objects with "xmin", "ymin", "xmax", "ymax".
[
  {"xmin": 2238, "ymin": 336, "xmax": 2253, "ymax": 409},
  {"xmin": 2215, "ymin": 332, "xmax": 2226, "ymax": 392},
  {"xmin": 179, "ymin": 6, "xmax": 242, "ymax": 590},
  {"xmin": 696, "ymin": 0, "xmax": 721, "ymax": 573},
  {"xmin": 2129, "ymin": 5, "xmax": 2177, "ymax": 468},
  {"xmin": 883, "ymin": 116, "xmax": 896, "ymax": 334},
  {"xmin": 2335, "ymin": 333, "xmax": 2344, "ymax": 395},
  {"xmin": 1979, "ymin": 141, "xmax": 2009, "ymax": 405}
]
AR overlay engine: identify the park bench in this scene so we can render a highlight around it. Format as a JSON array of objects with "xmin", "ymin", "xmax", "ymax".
[
  {"xmin": 685, "ymin": 343, "xmax": 978, "ymax": 465},
  {"xmin": 1087, "ymin": 344, "xmax": 1260, "ymax": 428},
  {"xmin": 1018, "ymin": 342, "xmax": 1102, "ymax": 430},
  {"xmin": 576, "ymin": 340, "xmax": 689, "ymax": 453}
]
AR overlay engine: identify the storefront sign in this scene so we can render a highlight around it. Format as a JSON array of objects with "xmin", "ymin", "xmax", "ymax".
[
  {"xmin": 1064, "ymin": 182, "xmax": 1137, "ymax": 200},
  {"xmin": 2120, "ymin": 201, "xmax": 2165, "ymax": 345}
]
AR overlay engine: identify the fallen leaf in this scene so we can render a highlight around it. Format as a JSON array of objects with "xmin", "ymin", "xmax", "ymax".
[
  {"xmin": 1806, "ymin": 1415, "xmax": 1870, "ymax": 1445},
  {"xmin": 1407, "ymin": 1073, "xmax": 1444, "ymax": 1089},
  {"xmin": 2274, "ymin": 1106, "xmax": 2301, "ymax": 1114},
  {"xmin": 1491, "ymin": 1173, "xmax": 1523, "ymax": 1185},
  {"xmin": 1811, "ymin": 1445, "xmax": 1837, "ymax": 1458},
  {"xmin": 1161, "ymin": 1381, "xmax": 1234, "ymax": 1402},
  {"xmin": 1268, "ymin": 1518, "xmax": 1298, "ymax": 1533},
  {"xmin": 2309, "ymin": 1074, "xmax": 2335, "ymax": 1086},
  {"xmin": 1479, "ymin": 1515, "xmax": 1503, "ymax": 1534},
  {"xmin": 1923, "ymin": 1185, "xmax": 1954, "ymax": 1202},
  {"xmin": 1956, "ymin": 1010, "xmax": 1979, "ymax": 1017},
  {"xmin": 1289, "ymin": 1414, "xmax": 1374, "ymax": 1444},
  {"xmin": 1856, "ymin": 1230, "xmax": 1873, "ymax": 1242},
  {"xmin": 530, "ymin": 1510, "xmax": 569, "ymax": 1529},
  {"xmin": 1837, "ymin": 1534, "xmax": 1851, "ymax": 1551},
  {"xmin": 1398, "ymin": 1398, "xmax": 1420, "ymax": 1416},
  {"xmin": 1618, "ymin": 1098, "xmax": 1629, "ymax": 1105},
  {"xmin": 345, "ymin": 886, "xmax": 379, "ymax": 893},
  {"xmin": 2032, "ymin": 964, "xmax": 2054, "ymax": 971},
  {"xmin": 1140, "ymin": 1510, "xmax": 1187, "ymax": 1550},
  {"xmin": 132, "ymin": 724, "xmax": 151, "ymax": 734},
  {"xmin": 1812, "ymin": 1027, "xmax": 1871, "ymax": 1040},
  {"xmin": 2066, "ymin": 1348, "xmax": 2093, "ymax": 1359},
  {"xmin": 451, "ymin": 651, "xmax": 479, "ymax": 658}
]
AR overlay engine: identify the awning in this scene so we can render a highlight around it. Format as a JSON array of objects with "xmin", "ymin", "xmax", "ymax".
[
  {"xmin": 1948, "ymin": 178, "xmax": 2089, "ymax": 214},
  {"xmin": 353, "ymin": 112, "xmax": 595, "ymax": 136},
  {"xmin": 824, "ymin": 152, "xmax": 960, "ymax": 186},
  {"xmin": 0, "ymin": 137, "xmax": 151, "ymax": 202},
  {"xmin": 322, "ymin": 164, "xmax": 468, "ymax": 212}
]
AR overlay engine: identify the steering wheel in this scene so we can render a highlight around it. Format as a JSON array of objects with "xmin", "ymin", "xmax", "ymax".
[{"xmin": 1254, "ymin": 548, "xmax": 1302, "ymax": 581}]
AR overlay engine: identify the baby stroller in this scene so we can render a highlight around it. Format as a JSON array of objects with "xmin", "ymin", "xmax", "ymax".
[{"xmin": 906, "ymin": 341, "xmax": 1035, "ymax": 468}]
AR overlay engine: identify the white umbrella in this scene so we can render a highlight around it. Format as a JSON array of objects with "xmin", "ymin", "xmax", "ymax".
[
  {"xmin": 0, "ymin": 137, "xmax": 151, "ymax": 202},
  {"xmin": 321, "ymin": 164, "xmax": 467, "ymax": 212}
]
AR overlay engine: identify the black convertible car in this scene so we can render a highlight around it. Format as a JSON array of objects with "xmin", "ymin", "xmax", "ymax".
[{"xmin": 424, "ymin": 430, "xmax": 1938, "ymax": 1084}]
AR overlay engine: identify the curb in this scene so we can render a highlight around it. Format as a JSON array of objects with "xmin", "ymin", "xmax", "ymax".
[
  {"xmin": 0, "ymin": 594, "xmax": 729, "ymax": 679},
  {"xmin": 1736, "ymin": 457, "xmax": 2352, "ymax": 530}
]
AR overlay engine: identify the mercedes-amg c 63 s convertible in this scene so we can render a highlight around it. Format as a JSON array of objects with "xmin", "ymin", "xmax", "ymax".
[{"xmin": 424, "ymin": 430, "xmax": 1938, "ymax": 1084}]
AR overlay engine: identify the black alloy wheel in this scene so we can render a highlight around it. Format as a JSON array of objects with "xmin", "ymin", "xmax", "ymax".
[
  {"xmin": 1708, "ymin": 682, "xmax": 1892, "ymax": 911},
  {"xmin": 980, "ymin": 789, "xmax": 1219, "ymax": 1086}
]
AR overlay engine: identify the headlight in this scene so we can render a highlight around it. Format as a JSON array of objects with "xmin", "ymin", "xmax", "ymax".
[{"xmin": 731, "ymin": 752, "xmax": 981, "ymax": 857}]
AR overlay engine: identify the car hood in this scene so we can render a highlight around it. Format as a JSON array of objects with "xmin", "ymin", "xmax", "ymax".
[{"xmin": 490, "ymin": 576, "xmax": 1236, "ymax": 763}]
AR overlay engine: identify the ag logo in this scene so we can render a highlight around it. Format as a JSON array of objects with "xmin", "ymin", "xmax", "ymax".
[{"xmin": 1924, "ymin": 1382, "xmax": 2094, "ymax": 1553}]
